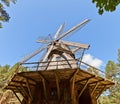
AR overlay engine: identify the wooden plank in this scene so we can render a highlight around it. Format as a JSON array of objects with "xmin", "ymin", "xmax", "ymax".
[
  {"xmin": 78, "ymin": 79, "xmax": 89, "ymax": 98},
  {"xmin": 17, "ymin": 73, "xmax": 37, "ymax": 83},
  {"xmin": 13, "ymin": 90, "xmax": 22, "ymax": 104},
  {"xmin": 91, "ymin": 82, "xmax": 99, "ymax": 97},
  {"xmin": 61, "ymin": 40, "xmax": 90, "ymax": 49},
  {"xmin": 11, "ymin": 80, "xmax": 36, "ymax": 87},
  {"xmin": 75, "ymin": 75, "xmax": 95, "ymax": 84},
  {"xmin": 26, "ymin": 79, "xmax": 33, "ymax": 101}
]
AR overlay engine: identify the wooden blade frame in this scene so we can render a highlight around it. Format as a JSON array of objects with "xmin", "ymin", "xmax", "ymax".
[
  {"xmin": 20, "ymin": 46, "xmax": 47, "ymax": 63},
  {"xmin": 56, "ymin": 19, "xmax": 90, "ymax": 40},
  {"xmin": 54, "ymin": 23, "xmax": 65, "ymax": 39},
  {"xmin": 61, "ymin": 40, "xmax": 90, "ymax": 49}
]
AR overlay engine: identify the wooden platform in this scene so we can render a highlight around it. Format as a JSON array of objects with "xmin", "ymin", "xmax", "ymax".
[{"xmin": 4, "ymin": 67, "xmax": 114, "ymax": 104}]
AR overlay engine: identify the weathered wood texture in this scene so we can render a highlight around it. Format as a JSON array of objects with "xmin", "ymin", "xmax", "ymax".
[{"xmin": 4, "ymin": 68, "xmax": 114, "ymax": 104}]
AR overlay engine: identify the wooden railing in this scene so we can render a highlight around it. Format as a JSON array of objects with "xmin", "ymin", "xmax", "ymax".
[{"xmin": 19, "ymin": 59, "xmax": 106, "ymax": 78}]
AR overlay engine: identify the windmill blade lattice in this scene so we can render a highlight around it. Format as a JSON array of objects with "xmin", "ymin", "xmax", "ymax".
[{"xmin": 56, "ymin": 19, "xmax": 90, "ymax": 40}]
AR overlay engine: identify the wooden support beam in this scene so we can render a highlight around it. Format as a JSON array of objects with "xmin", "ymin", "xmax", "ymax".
[
  {"xmin": 54, "ymin": 72, "xmax": 60, "ymax": 100},
  {"xmin": 17, "ymin": 73, "xmax": 37, "ymax": 83},
  {"xmin": 69, "ymin": 69, "xmax": 79, "ymax": 104},
  {"xmin": 70, "ymin": 69, "xmax": 78, "ymax": 81},
  {"xmin": 78, "ymin": 79, "xmax": 89, "ymax": 98},
  {"xmin": 13, "ymin": 90, "xmax": 22, "ymax": 104},
  {"xmin": 55, "ymin": 45, "xmax": 73, "ymax": 54},
  {"xmin": 15, "ymin": 86, "xmax": 27, "ymax": 102},
  {"xmin": 91, "ymin": 82, "xmax": 99, "ymax": 97},
  {"xmin": 75, "ymin": 75, "xmax": 95, "ymax": 84},
  {"xmin": 96, "ymin": 85, "xmax": 106, "ymax": 99},
  {"xmin": 11, "ymin": 80, "xmax": 36, "ymax": 87},
  {"xmin": 78, "ymin": 48, "xmax": 85, "ymax": 67},
  {"xmin": 42, "ymin": 79, "xmax": 47, "ymax": 99},
  {"xmin": 71, "ymin": 75, "xmax": 76, "ymax": 104},
  {"xmin": 38, "ymin": 73, "xmax": 47, "ymax": 99},
  {"xmin": 20, "ymin": 84, "xmax": 30, "ymax": 100},
  {"xmin": 88, "ymin": 79, "xmax": 104, "ymax": 85},
  {"xmin": 26, "ymin": 79, "xmax": 33, "ymax": 101},
  {"xmin": 38, "ymin": 72, "xmax": 48, "ymax": 82},
  {"xmin": 45, "ymin": 55, "xmax": 53, "ymax": 70},
  {"xmin": 42, "ymin": 44, "xmax": 54, "ymax": 62}
]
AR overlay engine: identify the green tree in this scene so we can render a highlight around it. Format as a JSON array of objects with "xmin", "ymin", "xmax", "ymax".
[
  {"xmin": 0, "ymin": 0, "xmax": 16, "ymax": 28},
  {"xmin": 92, "ymin": 0, "xmax": 120, "ymax": 15},
  {"xmin": 0, "ymin": 64, "xmax": 10, "ymax": 97},
  {"xmin": 0, "ymin": 63, "xmax": 27, "ymax": 103},
  {"xmin": 100, "ymin": 49, "xmax": 120, "ymax": 104}
]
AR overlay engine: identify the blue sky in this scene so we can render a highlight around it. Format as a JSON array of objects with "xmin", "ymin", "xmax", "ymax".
[{"xmin": 0, "ymin": 0, "xmax": 120, "ymax": 70}]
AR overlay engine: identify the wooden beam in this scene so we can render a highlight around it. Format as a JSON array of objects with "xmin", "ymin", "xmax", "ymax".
[
  {"xmin": 42, "ymin": 44, "xmax": 54, "ymax": 62},
  {"xmin": 17, "ymin": 73, "xmax": 37, "ymax": 83},
  {"xmin": 69, "ymin": 69, "xmax": 79, "ymax": 104},
  {"xmin": 13, "ymin": 90, "xmax": 22, "ymax": 104},
  {"xmin": 96, "ymin": 85, "xmax": 106, "ymax": 99},
  {"xmin": 26, "ymin": 79, "xmax": 33, "ymax": 101},
  {"xmin": 75, "ymin": 75, "xmax": 95, "ymax": 84},
  {"xmin": 15, "ymin": 86, "xmax": 27, "ymax": 102},
  {"xmin": 45, "ymin": 55, "xmax": 53, "ymax": 70},
  {"xmin": 70, "ymin": 69, "xmax": 78, "ymax": 81},
  {"xmin": 70, "ymin": 75, "xmax": 76, "ymax": 104},
  {"xmin": 11, "ymin": 80, "xmax": 36, "ymax": 87},
  {"xmin": 54, "ymin": 22, "xmax": 65, "ymax": 39},
  {"xmin": 78, "ymin": 79, "xmax": 89, "ymax": 98},
  {"xmin": 20, "ymin": 84, "xmax": 30, "ymax": 100},
  {"xmin": 61, "ymin": 40, "xmax": 90, "ymax": 49},
  {"xmin": 55, "ymin": 45, "xmax": 73, "ymax": 54},
  {"xmin": 91, "ymin": 82, "xmax": 99, "ymax": 97},
  {"xmin": 38, "ymin": 72, "xmax": 48, "ymax": 82},
  {"xmin": 57, "ymin": 19, "xmax": 90, "ymax": 40},
  {"xmin": 88, "ymin": 79, "xmax": 104, "ymax": 85},
  {"xmin": 38, "ymin": 73, "xmax": 47, "ymax": 99},
  {"xmin": 72, "ymin": 47, "xmax": 80, "ymax": 53},
  {"xmin": 54, "ymin": 72, "xmax": 60, "ymax": 100}
]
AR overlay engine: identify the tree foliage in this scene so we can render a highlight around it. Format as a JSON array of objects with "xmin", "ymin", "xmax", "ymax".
[
  {"xmin": 0, "ymin": 0, "xmax": 120, "ymax": 28},
  {"xmin": 0, "ymin": 0, "xmax": 16, "ymax": 28},
  {"xmin": 92, "ymin": 0, "xmax": 120, "ymax": 15},
  {"xmin": 0, "ymin": 63, "xmax": 27, "ymax": 103},
  {"xmin": 99, "ymin": 49, "xmax": 120, "ymax": 104}
]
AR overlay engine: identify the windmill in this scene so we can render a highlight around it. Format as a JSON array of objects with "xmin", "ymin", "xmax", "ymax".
[
  {"xmin": 20, "ymin": 19, "xmax": 90, "ymax": 70},
  {"xmin": 4, "ymin": 19, "xmax": 114, "ymax": 104}
]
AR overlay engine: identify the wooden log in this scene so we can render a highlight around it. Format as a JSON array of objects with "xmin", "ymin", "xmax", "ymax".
[
  {"xmin": 78, "ymin": 79, "xmax": 89, "ymax": 98},
  {"xmin": 91, "ymin": 82, "xmax": 99, "ymax": 97}
]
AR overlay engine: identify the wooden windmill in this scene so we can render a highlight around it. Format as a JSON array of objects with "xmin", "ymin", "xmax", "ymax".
[{"xmin": 4, "ymin": 19, "xmax": 114, "ymax": 104}]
